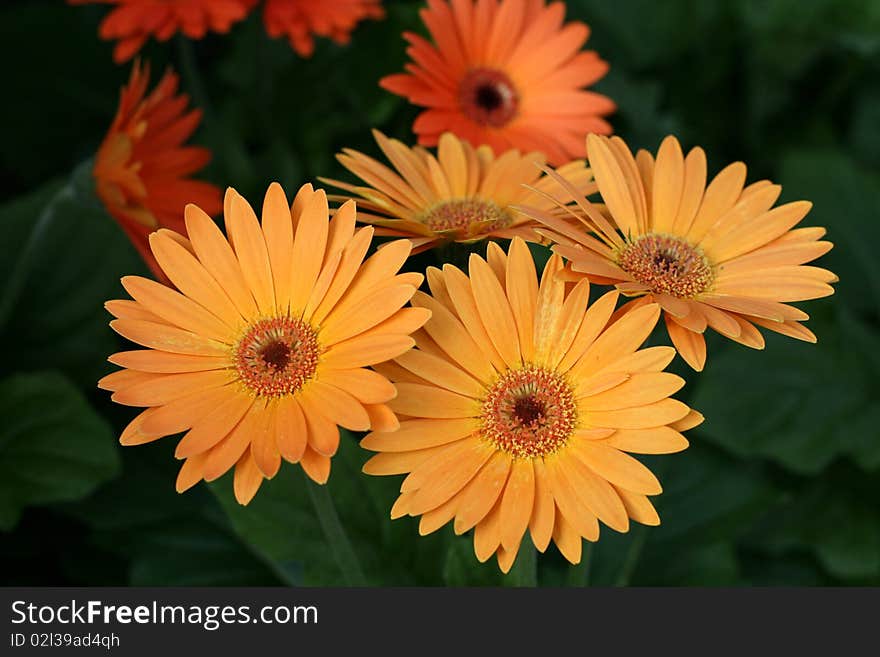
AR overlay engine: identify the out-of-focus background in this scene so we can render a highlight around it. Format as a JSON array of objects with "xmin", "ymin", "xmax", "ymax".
[{"xmin": 1, "ymin": 0, "xmax": 878, "ymax": 586}]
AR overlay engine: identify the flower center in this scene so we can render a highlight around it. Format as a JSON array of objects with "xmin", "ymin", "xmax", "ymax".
[
  {"xmin": 421, "ymin": 199, "xmax": 512, "ymax": 238},
  {"xmin": 481, "ymin": 366, "xmax": 577, "ymax": 458},
  {"xmin": 617, "ymin": 234, "xmax": 714, "ymax": 298},
  {"xmin": 235, "ymin": 316, "xmax": 320, "ymax": 397},
  {"xmin": 458, "ymin": 68, "xmax": 519, "ymax": 127}
]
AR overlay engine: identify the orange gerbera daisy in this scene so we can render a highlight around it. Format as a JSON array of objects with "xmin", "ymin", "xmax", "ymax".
[
  {"xmin": 69, "ymin": 0, "xmax": 254, "ymax": 63},
  {"xmin": 98, "ymin": 183, "xmax": 427, "ymax": 505},
  {"xmin": 93, "ymin": 60, "xmax": 221, "ymax": 279},
  {"xmin": 518, "ymin": 134, "xmax": 837, "ymax": 371},
  {"xmin": 322, "ymin": 130, "xmax": 595, "ymax": 253},
  {"xmin": 380, "ymin": 0, "xmax": 614, "ymax": 166},
  {"xmin": 362, "ymin": 238, "xmax": 700, "ymax": 572},
  {"xmin": 262, "ymin": 0, "xmax": 384, "ymax": 57}
]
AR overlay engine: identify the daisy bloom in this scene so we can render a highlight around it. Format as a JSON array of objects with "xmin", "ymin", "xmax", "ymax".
[
  {"xmin": 322, "ymin": 130, "xmax": 595, "ymax": 253},
  {"xmin": 517, "ymin": 134, "xmax": 837, "ymax": 371},
  {"xmin": 99, "ymin": 183, "xmax": 428, "ymax": 505},
  {"xmin": 262, "ymin": 0, "xmax": 384, "ymax": 57},
  {"xmin": 69, "ymin": 0, "xmax": 254, "ymax": 63},
  {"xmin": 361, "ymin": 238, "xmax": 700, "ymax": 573},
  {"xmin": 380, "ymin": 0, "xmax": 614, "ymax": 166},
  {"xmin": 93, "ymin": 60, "xmax": 222, "ymax": 279}
]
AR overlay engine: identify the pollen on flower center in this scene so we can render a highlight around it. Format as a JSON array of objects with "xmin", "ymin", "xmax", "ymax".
[
  {"xmin": 235, "ymin": 316, "xmax": 320, "ymax": 397},
  {"xmin": 618, "ymin": 234, "xmax": 714, "ymax": 298},
  {"xmin": 481, "ymin": 366, "xmax": 578, "ymax": 458},
  {"xmin": 458, "ymin": 67, "xmax": 519, "ymax": 127},
  {"xmin": 421, "ymin": 199, "xmax": 512, "ymax": 238}
]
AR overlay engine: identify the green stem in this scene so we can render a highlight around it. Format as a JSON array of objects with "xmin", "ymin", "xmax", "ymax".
[
  {"xmin": 615, "ymin": 526, "xmax": 648, "ymax": 587},
  {"xmin": 305, "ymin": 479, "xmax": 367, "ymax": 586},
  {"xmin": 509, "ymin": 539, "xmax": 537, "ymax": 587},
  {"xmin": 0, "ymin": 183, "xmax": 72, "ymax": 331},
  {"xmin": 176, "ymin": 34, "xmax": 211, "ymax": 115},
  {"xmin": 566, "ymin": 542, "xmax": 592, "ymax": 587}
]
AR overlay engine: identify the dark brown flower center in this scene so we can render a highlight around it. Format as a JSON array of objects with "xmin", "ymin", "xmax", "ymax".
[
  {"xmin": 481, "ymin": 366, "xmax": 577, "ymax": 458},
  {"xmin": 459, "ymin": 68, "xmax": 519, "ymax": 127},
  {"xmin": 618, "ymin": 234, "xmax": 714, "ymax": 298},
  {"xmin": 235, "ymin": 316, "xmax": 320, "ymax": 397}
]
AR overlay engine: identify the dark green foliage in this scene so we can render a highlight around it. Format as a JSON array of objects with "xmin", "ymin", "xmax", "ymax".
[{"xmin": 0, "ymin": 0, "xmax": 877, "ymax": 586}]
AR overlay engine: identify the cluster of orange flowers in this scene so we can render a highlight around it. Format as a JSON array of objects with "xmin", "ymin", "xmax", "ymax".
[{"xmin": 81, "ymin": 0, "xmax": 836, "ymax": 574}]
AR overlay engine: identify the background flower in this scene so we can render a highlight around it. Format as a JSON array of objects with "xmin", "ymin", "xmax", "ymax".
[
  {"xmin": 93, "ymin": 60, "xmax": 221, "ymax": 279},
  {"xmin": 323, "ymin": 130, "xmax": 595, "ymax": 252},
  {"xmin": 262, "ymin": 0, "xmax": 384, "ymax": 57},
  {"xmin": 380, "ymin": 0, "xmax": 614, "ymax": 165},
  {"xmin": 69, "ymin": 0, "xmax": 255, "ymax": 63}
]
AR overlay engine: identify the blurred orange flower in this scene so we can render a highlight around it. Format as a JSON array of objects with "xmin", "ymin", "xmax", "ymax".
[
  {"xmin": 93, "ymin": 61, "xmax": 221, "ymax": 278},
  {"xmin": 69, "ymin": 0, "xmax": 254, "ymax": 63},
  {"xmin": 380, "ymin": 0, "xmax": 614, "ymax": 166},
  {"xmin": 262, "ymin": 0, "xmax": 384, "ymax": 57}
]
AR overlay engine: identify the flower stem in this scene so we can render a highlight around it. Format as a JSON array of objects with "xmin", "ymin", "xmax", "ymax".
[
  {"xmin": 305, "ymin": 479, "xmax": 368, "ymax": 586},
  {"xmin": 0, "ymin": 182, "xmax": 72, "ymax": 331},
  {"xmin": 566, "ymin": 542, "xmax": 593, "ymax": 586},
  {"xmin": 615, "ymin": 526, "xmax": 648, "ymax": 587},
  {"xmin": 176, "ymin": 34, "xmax": 211, "ymax": 115},
  {"xmin": 509, "ymin": 538, "xmax": 537, "ymax": 587}
]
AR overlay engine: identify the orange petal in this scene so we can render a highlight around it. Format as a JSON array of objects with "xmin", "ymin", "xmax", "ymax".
[
  {"xmin": 300, "ymin": 447, "xmax": 331, "ymax": 484},
  {"xmin": 361, "ymin": 417, "xmax": 477, "ymax": 452},
  {"xmin": 388, "ymin": 383, "xmax": 479, "ymax": 419},
  {"xmin": 529, "ymin": 459, "xmax": 556, "ymax": 552},
  {"xmin": 275, "ymin": 396, "xmax": 308, "ymax": 463},
  {"xmin": 174, "ymin": 393, "xmax": 254, "ymax": 459},
  {"xmin": 665, "ymin": 315, "xmax": 707, "ymax": 371},
  {"xmin": 574, "ymin": 441, "xmax": 662, "ymax": 495},
  {"xmin": 233, "ymin": 450, "xmax": 265, "ymax": 505},
  {"xmin": 499, "ymin": 458, "xmax": 535, "ymax": 550}
]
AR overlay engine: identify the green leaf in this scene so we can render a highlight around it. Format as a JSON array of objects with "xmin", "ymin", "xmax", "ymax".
[
  {"xmin": 745, "ymin": 477, "xmax": 880, "ymax": 581},
  {"xmin": 650, "ymin": 445, "xmax": 779, "ymax": 542},
  {"xmin": 65, "ymin": 442, "xmax": 281, "ymax": 586},
  {"xmin": 0, "ymin": 160, "xmax": 146, "ymax": 389},
  {"xmin": 691, "ymin": 309, "xmax": 880, "ymax": 474},
  {"xmin": 212, "ymin": 432, "xmax": 449, "ymax": 585},
  {"xmin": 779, "ymin": 149, "xmax": 880, "ymax": 313},
  {"xmin": 0, "ymin": 371, "xmax": 120, "ymax": 530}
]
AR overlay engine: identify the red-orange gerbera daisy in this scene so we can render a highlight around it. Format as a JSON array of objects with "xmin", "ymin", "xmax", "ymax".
[
  {"xmin": 362, "ymin": 239, "xmax": 700, "ymax": 572},
  {"xmin": 93, "ymin": 61, "xmax": 221, "ymax": 279},
  {"xmin": 380, "ymin": 0, "xmax": 614, "ymax": 166},
  {"xmin": 99, "ymin": 183, "xmax": 427, "ymax": 504},
  {"xmin": 322, "ymin": 130, "xmax": 595, "ymax": 253},
  {"xmin": 69, "ymin": 0, "xmax": 254, "ymax": 63},
  {"xmin": 262, "ymin": 0, "xmax": 384, "ymax": 57},
  {"xmin": 517, "ymin": 134, "xmax": 837, "ymax": 371}
]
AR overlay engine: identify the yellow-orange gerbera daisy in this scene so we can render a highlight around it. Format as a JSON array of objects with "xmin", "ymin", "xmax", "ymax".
[
  {"xmin": 380, "ymin": 0, "xmax": 614, "ymax": 166},
  {"xmin": 99, "ymin": 183, "xmax": 428, "ymax": 505},
  {"xmin": 262, "ymin": 0, "xmax": 384, "ymax": 57},
  {"xmin": 517, "ymin": 134, "xmax": 837, "ymax": 371},
  {"xmin": 321, "ymin": 130, "xmax": 595, "ymax": 253},
  {"xmin": 93, "ymin": 60, "xmax": 222, "ymax": 279},
  {"xmin": 69, "ymin": 0, "xmax": 254, "ymax": 63},
  {"xmin": 362, "ymin": 238, "xmax": 700, "ymax": 572}
]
